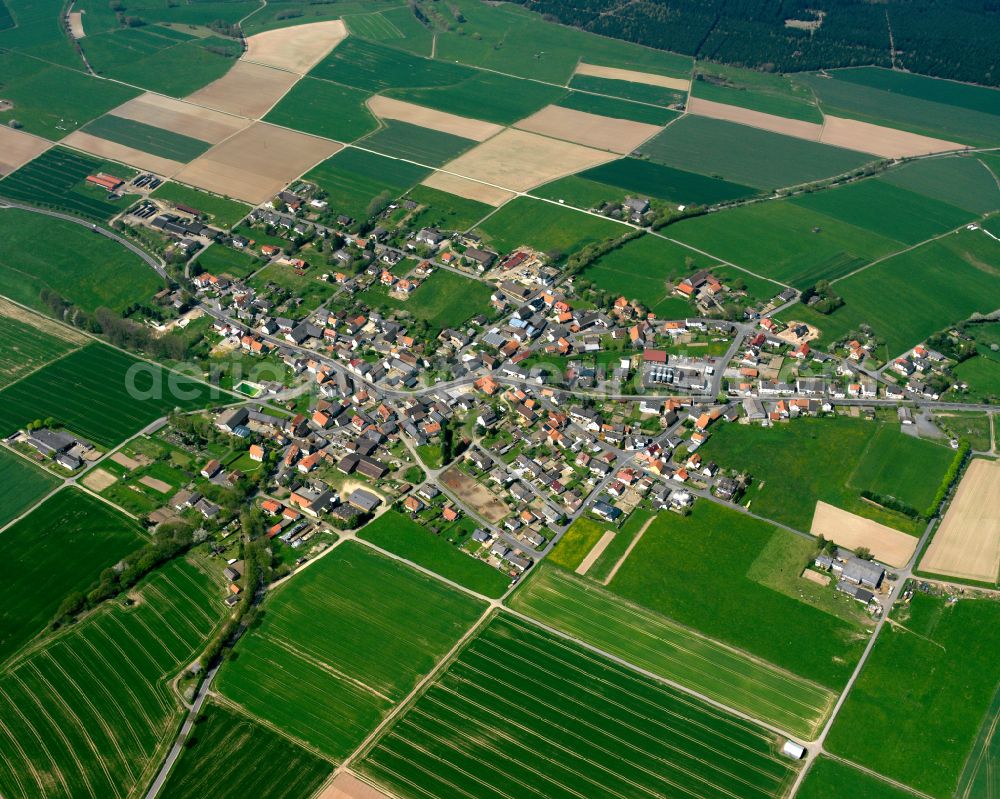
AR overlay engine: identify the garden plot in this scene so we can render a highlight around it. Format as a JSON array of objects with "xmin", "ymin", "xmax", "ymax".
[
  {"xmin": 920, "ymin": 458, "xmax": 1000, "ymax": 583},
  {"xmin": 0, "ymin": 126, "xmax": 51, "ymax": 175},
  {"xmin": 810, "ymin": 502, "xmax": 918, "ymax": 568},
  {"xmin": 514, "ymin": 104, "xmax": 662, "ymax": 154},
  {"xmin": 60, "ymin": 130, "xmax": 184, "ymax": 176},
  {"xmin": 174, "ymin": 122, "xmax": 341, "ymax": 204},
  {"xmin": 366, "ymin": 96, "xmax": 502, "ymax": 141},
  {"xmin": 242, "ymin": 19, "xmax": 347, "ymax": 74},
  {"xmin": 420, "ymin": 171, "xmax": 515, "ymax": 206},
  {"xmin": 185, "ymin": 62, "xmax": 299, "ymax": 120},
  {"xmin": 574, "ymin": 61, "xmax": 690, "ymax": 92},
  {"xmin": 687, "ymin": 96, "xmax": 824, "ymax": 140},
  {"xmin": 820, "ymin": 115, "xmax": 965, "ymax": 158},
  {"xmin": 436, "ymin": 128, "xmax": 616, "ymax": 193},
  {"xmin": 108, "ymin": 93, "xmax": 248, "ymax": 144}
]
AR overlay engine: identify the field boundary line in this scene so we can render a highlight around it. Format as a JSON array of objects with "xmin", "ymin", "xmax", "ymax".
[
  {"xmin": 206, "ymin": 693, "xmax": 337, "ymax": 763},
  {"xmin": 602, "ymin": 514, "xmax": 654, "ymax": 584},
  {"xmin": 0, "ymin": 339, "xmax": 84, "ymax": 392}
]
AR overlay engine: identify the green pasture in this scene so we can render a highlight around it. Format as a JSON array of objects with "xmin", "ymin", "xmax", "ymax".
[
  {"xmin": 880, "ymin": 155, "xmax": 1000, "ymax": 215},
  {"xmin": 0, "ymin": 314, "xmax": 81, "ymax": 389},
  {"xmin": 264, "ymin": 77, "xmax": 378, "ymax": 143},
  {"xmin": 403, "ymin": 185, "xmax": 492, "ymax": 231},
  {"xmin": 798, "ymin": 757, "xmax": 920, "ymax": 799},
  {"xmin": 151, "ymin": 183, "xmax": 251, "ymax": 228},
  {"xmin": 475, "ymin": 197, "xmax": 622, "ymax": 258},
  {"xmin": 192, "ymin": 246, "xmax": 262, "ymax": 280},
  {"xmin": 580, "ymin": 157, "xmax": 759, "ymax": 206}
]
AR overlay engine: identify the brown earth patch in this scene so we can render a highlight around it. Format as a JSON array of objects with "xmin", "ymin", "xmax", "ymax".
[
  {"xmin": 139, "ymin": 475, "xmax": 171, "ymax": 493},
  {"xmin": 109, "ymin": 93, "xmax": 249, "ymax": 144},
  {"xmin": 186, "ymin": 62, "xmax": 299, "ymax": 119},
  {"xmin": 0, "ymin": 127, "xmax": 53, "ymax": 175},
  {"xmin": 68, "ymin": 11, "xmax": 85, "ymax": 38},
  {"xmin": 436, "ymin": 128, "xmax": 616, "ymax": 193},
  {"xmin": 575, "ymin": 62, "xmax": 689, "ymax": 93},
  {"xmin": 686, "ymin": 96, "xmax": 823, "ymax": 140},
  {"xmin": 367, "ymin": 96, "xmax": 503, "ymax": 142},
  {"xmin": 810, "ymin": 501, "xmax": 917, "ymax": 568},
  {"xmin": 61, "ymin": 130, "xmax": 184, "ymax": 176},
  {"xmin": 920, "ymin": 458, "xmax": 1000, "ymax": 583},
  {"xmin": 801, "ymin": 568, "xmax": 831, "ymax": 586},
  {"xmin": 514, "ymin": 104, "xmax": 662, "ymax": 154},
  {"xmin": 440, "ymin": 467, "xmax": 508, "ymax": 524},
  {"xmin": 110, "ymin": 451, "xmax": 143, "ymax": 470},
  {"xmin": 243, "ymin": 20, "xmax": 347, "ymax": 74},
  {"xmin": 420, "ymin": 171, "xmax": 515, "ymax": 207},
  {"xmin": 820, "ymin": 116, "xmax": 964, "ymax": 158},
  {"xmin": 82, "ymin": 468, "xmax": 117, "ymax": 492},
  {"xmin": 317, "ymin": 773, "xmax": 394, "ymax": 799},
  {"xmin": 173, "ymin": 122, "xmax": 342, "ymax": 203}
]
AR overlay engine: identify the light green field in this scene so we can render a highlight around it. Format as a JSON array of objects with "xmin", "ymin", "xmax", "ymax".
[
  {"xmin": 150, "ymin": 183, "xmax": 251, "ymax": 228},
  {"xmin": 879, "ymin": 155, "xmax": 1000, "ymax": 216},
  {"xmin": 475, "ymin": 197, "xmax": 622, "ymax": 259},
  {"xmin": 357, "ymin": 267, "xmax": 493, "ymax": 333},
  {"xmin": 798, "ymin": 757, "xmax": 920, "ymax": 799},
  {"xmin": 216, "ymin": 542, "xmax": 484, "ymax": 761},
  {"xmin": 403, "ymin": 185, "xmax": 492, "ymax": 231},
  {"xmin": 192, "ymin": 246, "xmax": 262, "ymax": 280},
  {"xmin": 264, "ymin": 77, "xmax": 378, "ymax": 143},
  {"xmin": 343, "ymin": 5, "xmax": 434, "ymax": 55},
  {"xmin": 0, "ymin": 557, "xmax": 224, "ymax": 799},
  {"xmin": 509, "ymin": 564, "xmax": 835, "ymax": 737},
  {"xmin": 826, "ymin": 590, "xmax": 1000, "ymax": 798}
]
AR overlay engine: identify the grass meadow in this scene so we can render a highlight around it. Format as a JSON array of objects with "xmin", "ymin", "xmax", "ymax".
[
  {"xmin": 359, "ymin": 613, "xmax": 799, "ymax": 799},
  {"xmin": 358, "ymin": 268, "xmax": 493, "ymax": 333},
  {"xmin": 0, "ymin": 210, "xmax": 162, "ymax": 313},
  {"xmin": 826, "ymin": 590, "xmax": 1000, "ymax": 797},
  {"xmin": 878, "ymin": 155, "xmax": 1000, "ymax": 216},
  {"xmin": 403, "ymin": 185, "xmax": 492, "ymax": 231},
  {"xmin": 0, "ymin": 314, "xmax": 81, "ymax": 389},
  {"xmin": 954, "ymin": 350, "xmax": 1000, "ymax": 403},
  {"xmin": 150, "ymin": 183, "xmax": 251, "ymax": 228},
  {"xmin": 359, "ymin": 510, "xmax": 510, "ymax": 598},
  {"xmin": 0, "ymin": 343, "xmax": 220, "ymax": 447},
  {"xmin": 359, "ymin": 120, "xmax": 476, "ymax": 166},
  {"xmin": 0, "ymin": 557, "xmax": 223, "ymax": 799},
  {"xmin": 83, "ymin": 115, "xmax": 211, "ymax": 162},
  {"xmin": 475, "ymin": 197, "xmax": 623, "ymax": 259},
  {"xmin": 639, "ymin": 116, "xmax": 872, "ymax": 190},
  {"xmin": 798, "ymin": 757, "xmax": 920, "ymax": 799},
  {"xmin": 343, "ymin": 5, "xmax": 434, "ymax": 55},
  {"xmin": 216, "ymin": 542, "xmax": 484, "ymax": 761},
  {"xmin": 607, "ymin": 501, "xmax": 871, "ymax": 689},
  {"xmin": 264, "ymin": 76, "xmax": 379, "ymax": 143},
  {"xmin": 158, "ymin": 702, "xmax": 332, "ymax": 799},
  {"xmin": 192, "ymin": 246, "xmax": 262, "ymax": 281},
  {"xmin": 508, "ymin": 564, "xmax": 835, "ymax": 737},
  {"xmin": 555, "ymin": 91, "xmax": 677, "ymax": 125}
]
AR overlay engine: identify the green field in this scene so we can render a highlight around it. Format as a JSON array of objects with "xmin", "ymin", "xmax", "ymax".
[
  {"xmin": 343, "ymin": 5, "xmax": 433, "ymax": 55},
  {"xmin": 955, "ymin": 682, "xmax": 1000, "ymax": 799},
  {"xmin": 402, "ymin": 184, "xmax": 492, "ymax": 231},
  {"xmin": 0, "ymin": 343, "xmax": 220, "ymax": 447},
  {"xmin": 358, "ymin": 613, "xmax": 799, "ymax": 799},
  {"xmin": 264, "ymin": 76, "xmax": 379, "ymax": 143},
  {"xmin": 249, "ymin": 262, "xmax": 339, "ymax": 309},
  {"xmin": 0, "ymin": 53, "xmax": 140, "ymax": 140},
  {"xmin": 955, "ymin": 351, "xmax": 1000, "ymax": 403},
  {"xmin": 0, "ymin": 209, "xmax": 163, "ymax": 312},
  {"xmin": 216, "ymin": 542, "xmax": 484, "ymax": 761},
  {"xmin": 880, "ymin": 155, "xmax": 1000, "ymax": 216},
  {"xmin": 826, "ymin": 590, "xmax": 1000, "ymax": 798},
  {"xmin": 638, "ymin": 115, "xmax": 873, "ymax": 190},
  {"xmin": 305, "ymin": 147, "xmax": 431, "ymax": 221},
  {"xmin": 358, "ymin": 268, "xmax": 493, "ymax": 332},
  {"xmin": 310, "ymin": 37, "xmax": 471, "ymax": 93},
  {"xmin": 509, "ymin": 564, "xmax": 835, "ymax": 737},
  {"xmin": 0, "ymin": 488, "xmax": 142, "ymax": 658},
  {"xmin": 0, "ymin": 148, "xmax": 138, "ymax": 221},
  {"xmin": 798, "ymin": 757, "xmax": 920, "ymax": 799},
  {"xmin": 556, "ymin": 90, "xmax": 677, "ymax": 125},
  {"xmin": 150, "ymin": 183, "xmax": 251, "ymax": 228},
  {"xmin": 359, "ymin": 511, "xmax": 510, "ymax": 598},
  {"xmin": 691, "ymin": 64, "xmax": 824, "ymax": 123},
  {"xmin": 569, "ymin": 73, "xmax": 686, "ymax": 106},
  {"xmin": 933, "ymin": 412, "xmax": 993, "ymax": 451},
  {"xmin": 532, "ymin": 174, "xmax": 643, "ymax": 210},
  {"xmin": 797, "ymin": 69, "xmax": 1000, "ymax": 148},
  {"xmin": 0, "ymin": 314, "xmax": 82, "ymax": 389},
  {"xmin": 475, "ymin": 197, "xmax": 622, "ymax": 258},
  {"xmin": 579, "ymin": 157, "xmax": 759, "ymax": 206},
  {"xmin": 192, "ymin": 245, "xmax": 261, "ymax": 280},
  {"xmin": 607, "ymin": 501, "xmax": 871, "ymax": 689},
  {"xmin": 0, "ymin": 556, "xmax": 223, "ymax": 799},
  {"xmin": 158, "ymin": 702, "xmax": 332, "ymax": 799},
  {"xmin": 699, "ymin": 416, "xmax": 953, "ymax": 533},
  {"xmin": 83, "ymin": 114, "xmax": 211, "ymax": 162},
  {"xmin": 360, "ymin": 120, "xmax": 476, "ymax": 166}
]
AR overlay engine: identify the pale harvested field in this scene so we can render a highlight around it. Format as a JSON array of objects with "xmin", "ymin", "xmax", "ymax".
[
  {"xmin": 686, "ymin": 96, "xmax": 823, "ymax": 140},
  {"xmin": 317, "ymin": 773, "xmax": 394, "ymax": 799},
  {"xmin": 440, "ymin": 467, "xmax": 507, "ymax": 524},
  {"xmin": 820, "ymin": 115, "xmax": 964, "ymax": 158},
  {"xmin": 110, "ymin": 451, "xmax": 142, "ymax": 470},
  {"xmin": 174, "ymin": 122, "xmax": 342, "ymax": 203},
  {"xmin": 367, "ymin": 96, "xmax": 502, "ymax": 142},
  {"xmin": 436, "ymin": 129, "xmax": 616, "ymax": 193},
  {"xmin": 68, "ymin": 11, "xmax": 85, "ymax": 38},
  {"xmin": 810, "ymin": 501, "xmax": 917, "ymax": 568},
  {"xmin": 139, "ymin": 475, "xmax": 171, "ymax": 493},
  {"xmin": 420, "ymin": 171, "xmax": 515, "ymax": 206},
  {"xmin": 61, "ymin": 130, "xmax": 183, "ymax": 175},
  {"xmin": 576, "ymin": 530, "xmax": 615, "ymax": 575},
  {"xmin": 186, "ymin": 62, "xmax": 299, "ymax": 119},
  {"xmin": 243, "ymin": 19, "xmax": 347, "ymax": 74},
  {"xmin": 82, "ymin": 468, "xmax": 117, "ymax": 492},
  {"xmin": 575, "ymin": 62, "xmax": 689, "ymax": 93},
  {"xmin": 920, "ymin": 458, "xmax": 1000, "ymax": 583},
  {"xmin": 0, "ymin": 297, "xmax": 88, "ymax": 343},
  {"xmin": 0, "ymin": 127, "xmax": 52, "ymax": 175},
  {"xmin": 109, "ymin": 93, "xmax": 249, "ymax": 144},
  {"xmin": 514, "ymin": 104, "xmax": 662, "ymax": 154}
]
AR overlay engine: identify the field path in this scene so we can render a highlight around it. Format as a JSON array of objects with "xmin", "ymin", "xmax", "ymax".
[{"xmin": 602, "ymin": 515, "xmax": 655, "ymax": 585}]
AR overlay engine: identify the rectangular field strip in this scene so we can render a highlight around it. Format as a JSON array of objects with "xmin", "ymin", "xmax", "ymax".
[
  {"xmin": 0, "ymin": 558, "xmax": 222, "ymax": 799},
  {"xmin": 0, "ymin": 148, "xmax": 127, "ymax": 220},
  {"xmin": 83, "ymin": 115, "xmax": 212, "ymax": 162},
  {"xmin": 508, "ymin": 565, "xmax": 834, "ymax": 738},
  {"xmin": 358, "ymin": 613, "xmax": 799, "ymax": 799}
]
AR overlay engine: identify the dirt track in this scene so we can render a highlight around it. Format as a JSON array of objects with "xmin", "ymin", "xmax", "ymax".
[
  {"xmin": 0, "ymin": 127, "xmax": 53, "ymax": 175},
  {"xmin": 514, "ymin": 105, "xmax": 662, "ymax": 154},
  {"xmin": 574, "ymin": 62, "xmax": 689, "ymax": 92},
  {"xmin": 920, "ymin": 459, "xmax": 1000, "ymax": 583},
  {"xmin": 367, "ymin": 96, "xmax": 503, "ymax": 142},
  {"xmin": 576, "ymin": 530, "xmax": 615, "ymax": 575},
  {"xmin": 810, "ymin": 501, "xmax": 917, "ymax": 568}
]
